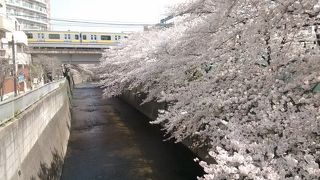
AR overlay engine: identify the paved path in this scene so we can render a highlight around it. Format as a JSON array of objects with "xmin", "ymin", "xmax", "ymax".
[{"xmin": 61, "ymin": 85, "xmax": 203, "ymax": 180}]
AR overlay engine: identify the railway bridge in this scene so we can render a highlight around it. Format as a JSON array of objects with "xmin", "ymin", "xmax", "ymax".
[
  {"xmin": 26, "ymin": 43, "xmax": 110, "ymax": 64},
  {"xmin": 25, "ymin": 30, "xmax": 126, "ymax": 64}
]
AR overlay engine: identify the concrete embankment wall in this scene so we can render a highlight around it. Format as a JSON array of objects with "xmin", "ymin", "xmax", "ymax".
[
  {"xmin": 121, "ymin": 91, "xmax": 166, "ymax": 121},
  {"xmin": 121, "ymin": 90, "xmax": 209, "ymax": 161},
  {"xmin": 0, "ymin": 82, "xmax": 71, "ymax": 180}
]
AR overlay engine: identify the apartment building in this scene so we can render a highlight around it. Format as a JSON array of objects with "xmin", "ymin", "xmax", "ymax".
[{"xmin": 5, "ymin": 0, "xmax": 50, "ymax": 30}]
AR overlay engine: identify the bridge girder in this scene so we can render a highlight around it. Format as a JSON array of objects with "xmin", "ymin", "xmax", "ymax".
[{"xmin": 27, "ymin": 48, "xmax": 106, "ymax": 64}]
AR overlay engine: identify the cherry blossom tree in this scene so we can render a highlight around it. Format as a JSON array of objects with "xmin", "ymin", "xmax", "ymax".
[
  {"xmin": 99, "ymin": 0, "xmax": 320, "ymax": 179},
  {"xmin": 31, "ymin": 55, "xmax": 62, "ymax": 82},
  {"xmin": 0, "ymin": 57, "xmax": 10, "ymax": 101}
]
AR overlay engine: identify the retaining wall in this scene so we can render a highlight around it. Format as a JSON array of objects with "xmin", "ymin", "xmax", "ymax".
[
  {"xmin": 121, "ymin": 90, "xmax": 210, "ymax": 161},
  {"xmin": 0, "ymin": 82, "xmax": 71, "ymax": 180}
]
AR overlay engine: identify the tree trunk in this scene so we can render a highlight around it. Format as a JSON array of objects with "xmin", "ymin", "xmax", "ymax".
[
  {"xmin": 0, "ymin": 85, "xmax": 3, "ymax": 101},
  {"xmin": 0, "ymin": 91, "xmax": 2, "ymax": 101}
]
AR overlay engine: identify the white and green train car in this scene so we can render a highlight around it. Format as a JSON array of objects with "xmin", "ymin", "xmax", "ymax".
[{"xmin": 25, "ymin": 31, "xmax": 129, "ymax": 48}]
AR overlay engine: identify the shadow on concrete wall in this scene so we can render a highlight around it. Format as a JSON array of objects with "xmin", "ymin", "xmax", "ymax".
[{"xmin": 30, "ymin": 149, "xmax": 64, "ymax": 180}]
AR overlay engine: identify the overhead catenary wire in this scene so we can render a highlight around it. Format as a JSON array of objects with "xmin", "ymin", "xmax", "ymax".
[
  {"xmin": 8, "ymin": 14, "xmax": 156, "ymax": 27},
  {"xmin": 50, "ymin": 18, "xmax": 154, "ymax": 26},
  {"xmin": 50, "ymin": 23, "xmax": 143, "ymax": 28}
]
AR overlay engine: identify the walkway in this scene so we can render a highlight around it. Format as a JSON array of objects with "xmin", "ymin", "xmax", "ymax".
[{"xmin": 61, "ymin": 84, "xmax": 203, "ymax": 180}]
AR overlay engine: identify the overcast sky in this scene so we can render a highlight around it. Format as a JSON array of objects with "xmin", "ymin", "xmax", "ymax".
[{"xmin": 51, "ymin": 0, "xmax": 185, "ymax": 32}]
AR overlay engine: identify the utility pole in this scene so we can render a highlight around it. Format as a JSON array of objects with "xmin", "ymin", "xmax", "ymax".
[{"xmin": 12, "ymin": 35, "xmax": 17, "ymax": 97}]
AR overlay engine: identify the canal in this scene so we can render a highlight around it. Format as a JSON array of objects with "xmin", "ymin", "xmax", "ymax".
[{"xmin": 60, "ymin": 84, "xmax": 204, "ymax": 180}]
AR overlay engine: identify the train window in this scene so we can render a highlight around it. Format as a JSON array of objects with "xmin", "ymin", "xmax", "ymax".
[
  {"xmin": 115, "ymin": 35, "xmax": 121, "ymax": 40},
  {"xmin": 26, "ymin": 33, "xmax": 33, "ymax": 39},
  {"xmin": 49, "ymin": 34, "xmax": 60, "ymax": 39},
  {"xmin": 38, "ymin": 33, "xmax": 41, "ymax": 39},
  {"xmin": 101, "ymin": 35, "xmax": 111, "ymax": 40},
  {"xmin": 83, "ymin": 35, "xmax": 87, "ymax": 40},
  {"xmin": 124, "ymin": 36, "xmax": 128, "ymax": 39},
  {"xmin": 64, "ymin": 34, "xmax": 71, "ymax": 39},
  {"xmin": 91, "ymin": 35, "xmax": 97, "ymax": 40},
  {"xmin": 41, "ymin": 33, "xmax": 44, "ymax": 39},
  {"xmin": 75, "ymin": 35, "xmax": 79, "ymax": 40}
]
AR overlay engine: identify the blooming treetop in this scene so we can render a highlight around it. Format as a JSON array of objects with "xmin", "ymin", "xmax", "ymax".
[{"xmin": 99, "ymin": 0, "xmax": 320, "ymax": 179}]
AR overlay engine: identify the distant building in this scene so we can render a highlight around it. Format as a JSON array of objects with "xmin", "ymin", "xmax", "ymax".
[
  {"xmin": 158, "ymin": 15, "xmax": 174, "ymax": 28},
  {"xmin": 143, "ymin": 15, "xmax": 175, "ymax": 32},
  {"xmin": 5, "ymin": 0, "xmax": 50, "ymax": 30}
]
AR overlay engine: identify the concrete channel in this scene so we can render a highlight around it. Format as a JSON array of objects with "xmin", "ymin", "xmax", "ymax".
[{"xmin": 61, "ymin": 84, "xmax": 204, "ymax": 180}]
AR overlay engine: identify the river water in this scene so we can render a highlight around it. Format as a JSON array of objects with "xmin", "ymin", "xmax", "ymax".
[{"xmin": 60, "ymin": 84, "xmax": 204, "ymax": 180}]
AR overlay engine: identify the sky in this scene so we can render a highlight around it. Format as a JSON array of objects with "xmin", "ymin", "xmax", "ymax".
[{"xmin": 51, "ymin": 0, "xmax": 185, "ymax": 32}]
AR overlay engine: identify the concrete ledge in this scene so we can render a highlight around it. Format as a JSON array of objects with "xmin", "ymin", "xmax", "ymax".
[
  {"xmin": 121, "ymin": 90, "xmax": 166, "ymax": 120},
  {"xmin": 0, "ymin": 82, "xmax": 71, "ymax": 180},
  {"xmin": 28, "ymin": 49, "xmax": 104, "ymax": 55}
]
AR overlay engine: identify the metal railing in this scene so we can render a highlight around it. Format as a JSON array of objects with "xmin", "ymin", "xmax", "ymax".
[{"xmin": 0, "ymin": 79, "xmax": 66, "ymax": 125}]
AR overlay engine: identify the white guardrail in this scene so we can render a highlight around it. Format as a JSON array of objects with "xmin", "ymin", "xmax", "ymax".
[{"xmin": 0, "ymin": 79, "xmax": 66, "ymax": 125}]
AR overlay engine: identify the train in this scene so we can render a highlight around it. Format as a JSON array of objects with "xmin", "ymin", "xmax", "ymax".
[{"xmin": 25, "ymin": 31, "xmax": 129, "ymax": 45}]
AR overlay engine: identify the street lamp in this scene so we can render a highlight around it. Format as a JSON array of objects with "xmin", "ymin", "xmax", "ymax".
[{"xmin": 12, "ymin": 34, "xmax": 17, "ymax": 97}]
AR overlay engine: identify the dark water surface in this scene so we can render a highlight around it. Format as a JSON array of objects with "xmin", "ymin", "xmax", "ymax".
[{"xmin": 60, "ymin": 85, "xmax": 204, "ymax": 180}]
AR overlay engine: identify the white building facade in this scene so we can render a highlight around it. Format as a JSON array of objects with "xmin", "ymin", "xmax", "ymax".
[
  {"xmin": 0, "ymin": 0, "xmax": 32, "ymax": 99},
  {"xmin": 5, "ymin": 0, "xmax": 50, "ymax": 30}
]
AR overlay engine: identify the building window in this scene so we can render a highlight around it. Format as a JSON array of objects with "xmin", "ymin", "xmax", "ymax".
[
  {"xmin": 101, "ymin": 35, "xmax": 111, "ymax": 40},
  {"xmin": 17, "ymin": 45, "xmax": 23, "ymax": 53}
]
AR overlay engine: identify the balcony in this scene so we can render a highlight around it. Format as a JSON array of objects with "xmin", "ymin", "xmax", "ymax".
[
  {"xmin": 6, "ymin": 2, "xmax": 47, "ymax": 16},
  {"xmin": 29, "ymin": 0, "xmax": 47, "ymax": 6},
  {"xmin": 0, "ymin": 48, "xmax": 6, "ymax": 58},
  {"xmin": 0, "ymin": 16, "xmax": 15, "ymax": 32},
  {"xmin": 0, "ymin": 46, "xmax": 12, "ymax": 60},
  {"xmin": 16, "ymin": 52, "xmax": 31, "ymax": 65},
  {"xmin": 16, "ymin": 15, "xmax": 48, "ymax": 26}
]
